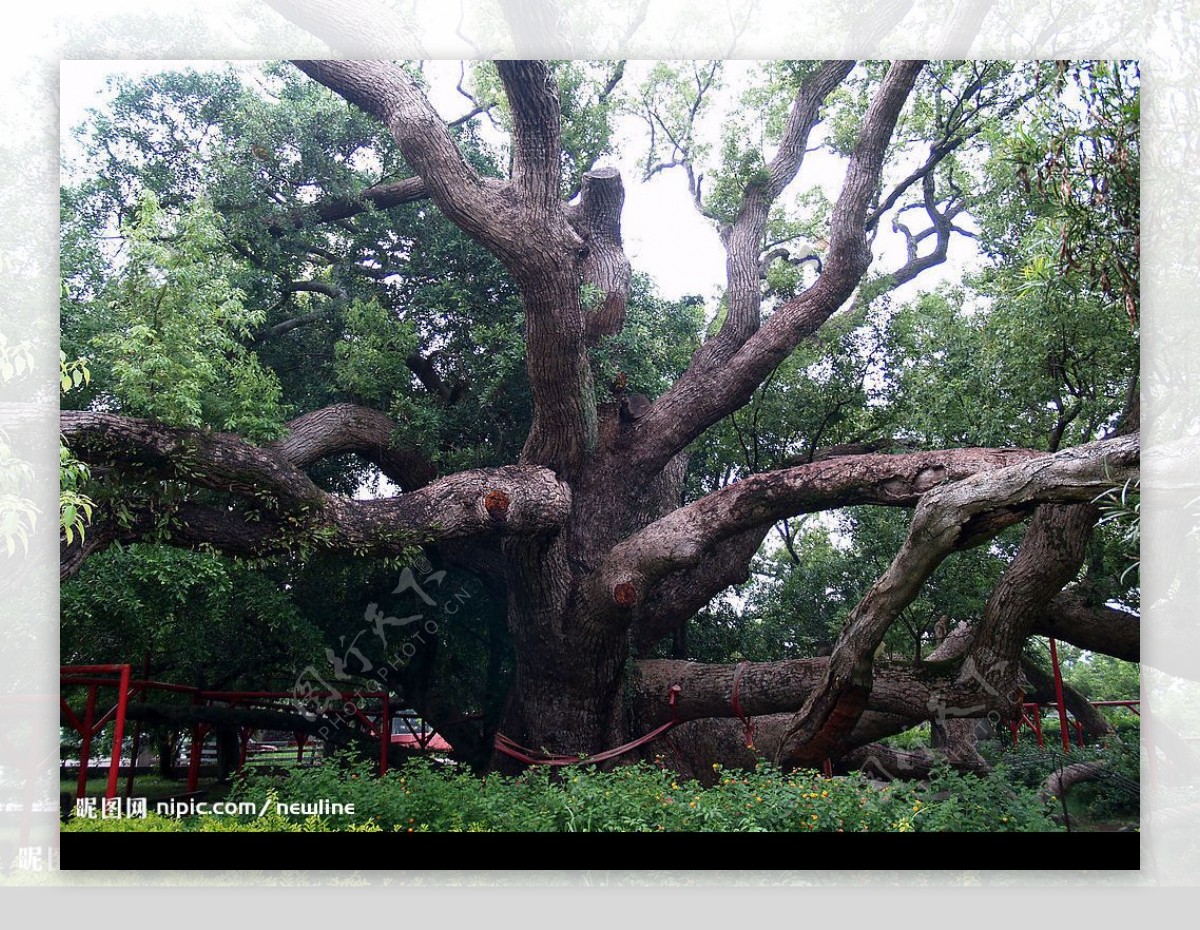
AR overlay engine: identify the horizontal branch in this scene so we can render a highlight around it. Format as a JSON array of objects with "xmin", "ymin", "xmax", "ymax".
[
  {"xmin": 634, "ymin": 657, "xmax": 999, "ymax": 729},
  {"xmin": 60, "ymin": 408, "xmax": 571, "ymax": 577},
  {"xmin": 62, "ymin": 466, "xmax": 570, "ymax": 577},
  {"xmin": 267, "ymin": 176, "xmax": 429, "ymax": 232},
  {"xmin": 62, "ymin": 410, "xmax": 329, "ymax": 509},
  {"xmin": 594, "ymin": 445, "xmax": 1042, "ymax": 618},
  {"xmin": 1033, "ymin": 590, "xmax": 1138, "ymax": 662},
  {"xmin": 659, "ymin": 713, "xmax": 928, "ymax": 778}
]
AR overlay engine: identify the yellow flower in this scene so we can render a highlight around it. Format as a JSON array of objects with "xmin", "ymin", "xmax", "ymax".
[{"xmin": 821, "ymin": 790, "xmax": 829, "ymax": 798}]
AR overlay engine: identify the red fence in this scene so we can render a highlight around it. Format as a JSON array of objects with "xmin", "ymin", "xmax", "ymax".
[{"xmin": 60, "ymin": 665, "xmax": 392, "ymax": 801}]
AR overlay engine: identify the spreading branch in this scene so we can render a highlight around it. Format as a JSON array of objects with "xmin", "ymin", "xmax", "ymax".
[
  {"xmin": 622, "ymin": 61, "xmax": 926, "ymax": 478},
  {"xmin": 292, "ymin": 60, "xmax": 511, "ymax": 251},
  {"xmin": 773, "ymin": 432, "xmax": 1138, "ymax": 766},
  {"xmin": 266, "ymin": 176, "xmax": 429, "ymax": 232},
  {"xmin": 293, "ymin": 60, "xmax": 596, "ymax": 477},
  {"xmin": 59, "ymin": 408, "xmax": 571, "ymax": 577},
  {"xmin": 1032, "ymin": 590, "xmax": 1139, "ymax": 662},
  {"xmin": 696, "ymin": 61, "xmax": 855, "ymax": 361},
  {"xmin": 594, "ymin": 445, "xmax": 1041, "ymax": 624}
]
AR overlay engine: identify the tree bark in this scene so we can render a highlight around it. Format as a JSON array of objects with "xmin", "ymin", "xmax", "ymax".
[{"xmin": 59, "ymin": 409, "xmax": 571, "ymax": 577}]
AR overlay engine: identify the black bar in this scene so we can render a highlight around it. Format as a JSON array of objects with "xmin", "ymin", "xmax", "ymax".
[{"xmin": 61, "ymin": 830, "xmax": 1139, "ymax": 872}]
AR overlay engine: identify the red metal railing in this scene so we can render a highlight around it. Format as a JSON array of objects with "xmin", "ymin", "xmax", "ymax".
[{"xmin": 61, "ymin": 666, "xmax": 394, "ymax": 801}]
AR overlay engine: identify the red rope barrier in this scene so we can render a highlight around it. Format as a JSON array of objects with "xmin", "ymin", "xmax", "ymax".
[
  {"xmin": 731, "ymin": 661, "xmax": 756, "ymax": 749},
  {"xmin": 494, "ymin": 684, "xmax": 682, "ymax": 767}
]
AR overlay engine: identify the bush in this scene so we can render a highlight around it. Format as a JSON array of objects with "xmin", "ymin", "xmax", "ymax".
[
  {"xmin": 978, "ymin": 734, "xmax": 1140, "ymax": 825},
  {"xmin": 63, "ymin": 755, "xmax": 1072, "ymax": 832},
  {"xmin": 880, "ymin": 723, "xmax": 932, "ymax": 752},
  {"xmin": 911, "ymin": 764, "xmax": 1058, "ymax": 832}
]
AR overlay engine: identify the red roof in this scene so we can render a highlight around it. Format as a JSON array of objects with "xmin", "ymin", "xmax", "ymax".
[{"xmin": 391, "ymin": 732, "xmax": 453, "ymax": 752}]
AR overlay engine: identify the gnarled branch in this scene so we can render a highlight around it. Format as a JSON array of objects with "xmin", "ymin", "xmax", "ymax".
[
  {"xmin": 270, "ymin": 403, "xmax": 436, "ymax": 490},
  {"xmin": 773, "ymin": 433, "xmax": 1138, "ymax": 767},
  {"xmin": 594, "ymin": 445, "xmax": 1041, "ymax": 623},
  {"xmin": 292, "ymin": 60, "xmax": 510, "ymax": 250},
  {"xmin": 622, "ymin": 61, "xmax": 925, "ymax": 479},
  {"xmin": 59, "ymin": 408, "xmax": 571, "ymax": 577}
]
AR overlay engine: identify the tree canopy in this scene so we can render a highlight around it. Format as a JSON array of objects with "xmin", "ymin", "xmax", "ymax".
[{"xmin": 60, "ymin": 56, "xmax": 1139, "ymax": 777}]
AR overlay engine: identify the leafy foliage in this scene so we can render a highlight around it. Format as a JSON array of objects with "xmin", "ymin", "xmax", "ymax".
[
  {"xmin": 61, "ymin": 544, "xmax": 324, "ymax": 689},
  {"xmin": 0, "ymin": 333, "xmax": 39, "ymax": 557},
  {"xmin": 1093, "ymin": 478, "xmax": 1140, "ymax": 585},
  {"xmin": 59, "ymin": 355, "xmax": 95, "ymax": 547},
  {"xmin": 87, "ymin": 192, "xmax": 285, "ymax": 441},
  {"xmin": 67, "ymin": 756, "xmax": 1061, "ymax": 833}
]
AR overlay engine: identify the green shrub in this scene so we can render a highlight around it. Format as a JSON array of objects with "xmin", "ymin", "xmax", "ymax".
[
  {"xmin": 62, "ymin": 812, "xmax": 184, "ymax": 832},
  {"xmin": 880, "ymin": 723, "xmax": 932, "ymax": 752},
  {"xmin": 63, "ymin": 755, "xmax": 1079, "ymax": 832},
  {"xmin": 911, "ymin": 764, "xmax": 1059, "ymax": 832},
  {"xmin": 977, "ymin": 732, "xmax": 1140, "ymax": 826}
]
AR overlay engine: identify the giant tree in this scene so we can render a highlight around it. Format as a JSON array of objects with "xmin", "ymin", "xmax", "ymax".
[{"xmin": 60, "ymin": 55, "xmax": 1139, "ymax": 775}]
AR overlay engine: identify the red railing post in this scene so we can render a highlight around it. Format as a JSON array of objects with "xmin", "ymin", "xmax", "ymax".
[
  {"xmin": 1048, "ymin": 638, "xmax": 1071, "ymax": 753},
  {"xmin": 125, "ymin": 652, "xmax": 152, "ymax": 799},
  {"xmin": 105, "ymin": 664, "xmax": 132, "ymax": 801},
  {"xmin": 380, "ymin": 694, "xmax": 390, "ymax": 776}
]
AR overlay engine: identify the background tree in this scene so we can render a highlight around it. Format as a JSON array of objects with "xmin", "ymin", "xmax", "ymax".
[{"xmin": 60, "ymin": 55, "xmax": 1139, "ymax": 776}]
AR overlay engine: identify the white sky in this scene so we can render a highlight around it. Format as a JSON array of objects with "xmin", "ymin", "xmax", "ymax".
[{"xmin": 60, "ymin": 59, "xmax": 980, "ymax": 309}]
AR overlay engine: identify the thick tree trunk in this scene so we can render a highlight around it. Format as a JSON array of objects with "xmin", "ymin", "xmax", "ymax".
[{"xmin": 495, "ymin": 415, "xmax": 691, "ymax": 763}]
